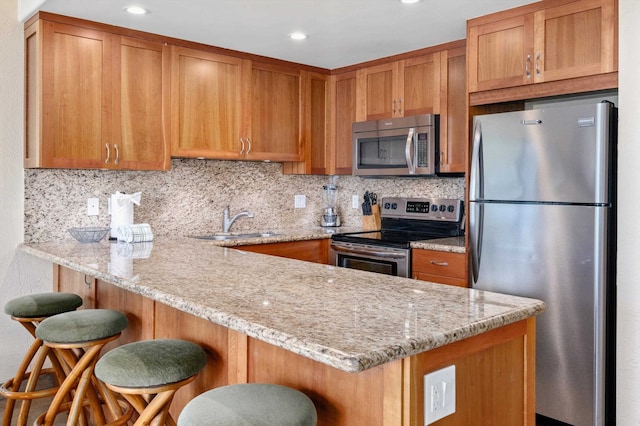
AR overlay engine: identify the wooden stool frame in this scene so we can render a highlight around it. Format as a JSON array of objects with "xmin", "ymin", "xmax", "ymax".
[
  {"xmin": 0, "ymin": 316, "xmax": 69, "ymax": 426},
  {"xmin": 34, "ymin": 333, "xmax": 132, "ymax": 426},
  {"xmin": 102, "ymin": 374, "xmax": 198, "ymax": 426}
]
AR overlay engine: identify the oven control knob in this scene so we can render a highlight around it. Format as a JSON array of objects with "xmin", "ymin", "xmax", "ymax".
[
  {"xmin": 439, "ymin": 205, "xmax": 446, "ymax": 212},
  {"xmin": 431, "ymin": 205, "xmax": 438, "ymax": 212},
  {"xmin": 391, "ymin": 203, "xmax": 397, "ymax": 209},
  {"xmin": 447, "ymin": 205, "xmax": 455, "ymax": 213},
  {"xmin": 384, "ymin": 202, "xmax": 391, "ymax": 209}
]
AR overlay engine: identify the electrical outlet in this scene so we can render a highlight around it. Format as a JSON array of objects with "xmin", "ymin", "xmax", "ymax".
[
  {"xmin": 87, "ymin": 198, "xmax": 99, "ymax": 216},
  {"xmin": 352, "ymin": 195, "xmax": 359, "ymax": 209},
  {"xmin": 294, "ymin": 194, "xmax": 306, "ymax": 209},
  {"xmin": 424, "ymin": 365, "xmax": 456, "ymax": 425}
]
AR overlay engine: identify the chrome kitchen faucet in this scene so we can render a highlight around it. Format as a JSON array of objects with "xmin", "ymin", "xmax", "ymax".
[{"xmin": 222, "ymin": 206, "xmax": 254, "ymax": 233}]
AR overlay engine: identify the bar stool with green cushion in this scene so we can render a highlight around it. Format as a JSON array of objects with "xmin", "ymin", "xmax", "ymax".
[
  {"xmin": 177, "ymin": 383, "xmax": 318, "ymax": 426},
  {"xmin": 94, "ymin": 338, "xmax": 207, "ymax": 426},
  {"xmin": 33, "ymin": 308, "xmax": 129, "ymax": 426},
  {"xmin": 0, "ymin": 292, "xmax": 83, "ymax": 426}
]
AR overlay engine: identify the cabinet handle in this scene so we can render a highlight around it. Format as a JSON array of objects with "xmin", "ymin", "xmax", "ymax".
[
  {"xmin": 105, "ymin": 143, "xmax": 110, "ymax": 165},
  {"xmin": 246, "ymin": 138, "xmax": 252, "ymax": 155},
  {"xmin": 525, "ymin": 54, "xmax": 531, "ymax": 79},
  {"xmin": 240, "ymin": 138, "xmax": 245, "ymax": 155},
  {"xmin": 535, "ymin": 52, "xmax": 541, "ymax": 76},
  {"xmin": 392, "ymin": 99, "xmax": 397, "ymax": 115},
  {"xmin": 440, "ymin": 150, "xmax": 446, "ymax": 164},
  {"xmin": 114, "ymin": 144, "xmax": 119, "ymax": 165},
  {"xmin": 398, "ymin": 98, "xmax": 402, "ymax": 115},
  {"xmin": 430, "ymin": 261, "xmax": 449, "ymax": 267}
]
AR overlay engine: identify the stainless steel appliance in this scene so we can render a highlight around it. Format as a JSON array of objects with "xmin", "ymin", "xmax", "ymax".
[
  {"xmin": 469, "ymin": 102, "xmax": 617, "ymax": 426},
  {"xmin": 330, "ymin": 197, "xmax": 463, "ymax": 277},
  {"xmin": 352, "ymin": 115, "xmax": 438, "ymax": 177}
]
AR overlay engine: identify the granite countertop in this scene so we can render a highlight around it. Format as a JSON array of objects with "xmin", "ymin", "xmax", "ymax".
[
  {"xmin": 19, "ymin": 235, "xmax": 543, "ymax": 373},
  {"xmin": 194, "ymin": 226, "xmax": 466, "ymax": 253}
]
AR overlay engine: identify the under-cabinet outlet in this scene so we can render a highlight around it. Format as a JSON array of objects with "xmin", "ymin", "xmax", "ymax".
[
  {"xmin": 352, "ymin": 195, "xmax": 359, "ymax": 209},
  {"xmin": 294, "ymin": 194, "xmax": 306, "ymax": 209},
  {"xmin": 87, "ymin": 198, "xmax": 99, "ymax": 216},
  {"xmin": 424, "ymin": 365, "xmax": 456, "ymax": 425}
]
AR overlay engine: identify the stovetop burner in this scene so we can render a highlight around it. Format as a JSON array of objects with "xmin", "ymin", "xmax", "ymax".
[{"xmin": 332, "ymin": 197, "xmax": 464, "ymax": 248}]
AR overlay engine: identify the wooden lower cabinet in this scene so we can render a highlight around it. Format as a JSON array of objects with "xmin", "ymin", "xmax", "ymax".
[
  {"xmin": 239, "ymin": 239, "xmax": 329, "ymax": 264},
  {"xmin": 55, "ymin": 265, "xmax": 535, "ymax": 425},
  {"xmin": 412, "ymin": 249, "xmax": 467, "ymax": 287}
]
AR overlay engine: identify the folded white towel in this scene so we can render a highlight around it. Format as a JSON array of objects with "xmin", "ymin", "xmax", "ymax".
[{"xmin": 117, "ymin": 223, "xmax": 154, "ymax": 243}]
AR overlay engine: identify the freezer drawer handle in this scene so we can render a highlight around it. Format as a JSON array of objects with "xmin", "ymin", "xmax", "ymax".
[{"xmin": 521, "ymin": 119, "xmax": 542, "ymax": 125}]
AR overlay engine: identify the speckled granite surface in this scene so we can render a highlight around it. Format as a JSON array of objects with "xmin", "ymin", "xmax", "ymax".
[
  {"xmin": 24, "ymin": 159, "xmax": 465, "ymax": 243},
  {"xmin": 19, "ymin": 237, "xmax": 543, "ymax": 373},
  {"xmin": 411, "ymin": 237, "xmax": 465, "ymax": 253}
]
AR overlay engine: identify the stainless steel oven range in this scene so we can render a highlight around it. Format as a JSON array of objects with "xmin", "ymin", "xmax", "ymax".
[{"xmin": 330, "ymin": 197, "xmax": 464, "ymax": 277}]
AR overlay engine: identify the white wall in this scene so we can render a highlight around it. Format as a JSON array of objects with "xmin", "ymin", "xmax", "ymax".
[
  {"xmin": 616, "ymin": 0, "xmax": 640, "ymax": 423},
  {"xmin": 0, "ymin": 0, "xmax": 51, "ymax": 379}
]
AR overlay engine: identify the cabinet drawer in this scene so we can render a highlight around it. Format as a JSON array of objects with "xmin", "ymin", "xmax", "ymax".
[
  {"xmin": 239, "ymin": 239, "xmax": 329, "ymax": 264},
  {"xmin": 412, "ymin": 249, "xmax": 466, "ymax": 280}
]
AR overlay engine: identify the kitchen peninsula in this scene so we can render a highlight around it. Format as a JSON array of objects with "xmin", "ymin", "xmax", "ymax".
[{"xmin": 20, "ymin": 236, "xmax": 544, "ymax": 425}]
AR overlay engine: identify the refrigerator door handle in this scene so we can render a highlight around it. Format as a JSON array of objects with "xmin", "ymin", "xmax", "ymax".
[
  {"xmin": 469, "ymin": 202, "xmax": 483, "ymax": 284},
  {"xmin": 469, "ymin": 119, "xmax": 484, "ymax": 284},
  {"xmin": 469, "ymin": 120, "xmax": 484, "ymax": 200}
]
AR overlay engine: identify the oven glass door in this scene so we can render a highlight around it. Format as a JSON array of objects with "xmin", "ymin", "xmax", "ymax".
[{"xmin": 330, "ymin": 241, "xmax": 410, "ymax": 277}]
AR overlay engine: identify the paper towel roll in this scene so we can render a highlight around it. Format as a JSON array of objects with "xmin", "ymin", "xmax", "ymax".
[{"xmin": 109, "ymin": 192, "xmax": 141, "ymax": 239}]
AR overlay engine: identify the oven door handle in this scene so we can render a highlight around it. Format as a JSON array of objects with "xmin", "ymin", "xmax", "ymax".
[{"xmin": 331, "ymin": 244, "xmax": 408, "ymax": 260}]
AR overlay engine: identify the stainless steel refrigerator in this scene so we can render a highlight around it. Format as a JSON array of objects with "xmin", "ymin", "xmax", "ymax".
[{"xmin": 469, "ymin": 102, "xmax": 617, "ymax": 426}]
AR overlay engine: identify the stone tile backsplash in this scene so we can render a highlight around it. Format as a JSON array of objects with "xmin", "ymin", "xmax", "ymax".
[{"xmin": 24, "ymin": 159, "xmax": 464, "ymax": 242}]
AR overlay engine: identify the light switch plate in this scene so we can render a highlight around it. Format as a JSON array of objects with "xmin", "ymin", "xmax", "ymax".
[
  {"xmin": 87, "ymin": 198, "xmax": 99, "ymax": 216},
  {"xmin": 352, "ymin": 195, "xmax": 359, "ymax": 209},
  {"xmin": 424, "ymin": 365, "xmax": 456, "ymax": 425},
  {"xmin": 294, "ymin": 194, "xmax": 306, "ymax": 209}
]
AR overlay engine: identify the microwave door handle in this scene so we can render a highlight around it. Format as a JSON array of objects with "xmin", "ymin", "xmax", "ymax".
[{"xmin": 405, "ymin": 128, "xmax": 416, "ymax": 174}]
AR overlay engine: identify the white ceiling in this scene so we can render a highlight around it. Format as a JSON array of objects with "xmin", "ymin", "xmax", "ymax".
[{"xmin": 28, "ymin": 0, "xmax": 538, "ymax": 69}]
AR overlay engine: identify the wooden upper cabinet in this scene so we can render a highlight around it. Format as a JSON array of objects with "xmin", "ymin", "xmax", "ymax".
[
  {"xmin": 171, "ymin": 50, "xmax": 303, "ymax": 162},
  {"xmin": 468, "ymin": 0, "xmax": 617, "ymax": 93},
  {"xmin": 25, "ymin": 19, "xmax": 169, "ymax": 170},
  {"xmin": 114, "ymin": 37, "xmax": 170, "ymax": 170},
  {"xmin": 331, "ymin": 72, "xmax": 357, "ymax": 175},
  {"xmin": 248, "ymin": 62, "xmax": 303, "ymax": 161},
  {"xmin": 170, "ymin": 46, "xmax": 246, "ymax": 160},
  {"xmin": 438, "ymin": 47, "xmax": 467, "ymax": 174},
  {"xmin": 357, "ymin": 53, "xmax": 441, "ymax": 120}
]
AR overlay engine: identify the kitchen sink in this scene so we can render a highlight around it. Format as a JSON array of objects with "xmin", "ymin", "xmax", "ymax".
[{"xmin": 194, "ymin": 232, "xmax": 281, "ymax": 241}]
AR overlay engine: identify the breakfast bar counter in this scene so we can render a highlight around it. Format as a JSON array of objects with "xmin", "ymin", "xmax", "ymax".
[{"xmin": 20, "ymin": 237, "xmax": 544, "ymax": 425}]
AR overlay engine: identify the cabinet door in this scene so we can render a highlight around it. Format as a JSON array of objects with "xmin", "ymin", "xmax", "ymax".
[
  {"xmin": 400, "ymin": 53, "xmax": 441, "ymax": 117},
  {"xmin": 332, "ymin": 72, "xmax": 357, "ymax": 175},
  {"xmin": 114, "ymin": 37, "xmax": 170, "ymax": 170},
  {"xmin": 533, "ymin": 0, "xmax": 617, "ymax": 83},
  {"xmin": 170, "ymin": 46, "xmax": 246, "ymax": 159},
  {"xmin": 248, "ymin": 62, "xmax": 303, "ymax": 161},
  {"xmin": 239, "ymin": 239, "xmax": 329, "ymax": 264},
  {"xmin": 467, "ymin": 14, "xmax": 535, "ymax": 92},
  {"xmin": 41, "ymin": 21, "xmax": 111, "ymax": 168},
  {"xmin": 438, "ymin": 47, "xmax": 467, "ymax": 174},
  {"xmin": 357, "ymin": 62, "xmax": 398, "ymax": 120}
]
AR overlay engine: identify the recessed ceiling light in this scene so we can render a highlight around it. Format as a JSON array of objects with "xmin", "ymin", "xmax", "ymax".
[
  {"xmin": 400, "ymin": 0, "xmax": 421, "ymax": 3},
  {"xmin": 289, "ymin": 32, "xmax": 308, "ymax": 41},
  {"xmin": 124, "ymin": 6, "xmax": 148, "ymax": 15}
]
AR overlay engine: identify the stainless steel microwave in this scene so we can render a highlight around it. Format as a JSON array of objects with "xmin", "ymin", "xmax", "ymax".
[{"xmin": 352, "ymin": 114, "xmax": 439, "ymax": 177}]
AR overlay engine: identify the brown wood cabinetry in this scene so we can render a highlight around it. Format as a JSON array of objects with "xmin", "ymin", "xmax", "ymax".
[
  {"xmin": 438, "ymin": 47, "xmax": 467, "ymax": 174},
  {"xmin": 412, "ymin": 249, "xmax": 467, "ymax": 287},
  {"xmin": 25, "ymin": 18, "xmax": 170, "ymax": 170},
  {"xmin": 467, "ymin": 0, "xmax": 617, "ymax": 100},
  {"xmin": 171, "ymin": 46, "xmax": 303, "ymax": 162},
  {"xmin": 239, "ymin": 239, "xmax": 329, "ymax": 264},
  {"xmin": 356, "ymin": 53, "xmax": 441, "ymax": 121}
]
